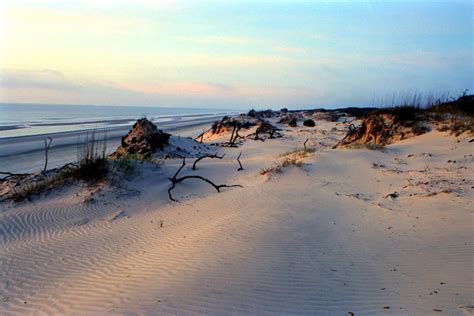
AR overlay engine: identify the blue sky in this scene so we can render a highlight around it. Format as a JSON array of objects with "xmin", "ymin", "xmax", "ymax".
[{"xmin": 0, "ymin": 0, "xmax": 472, "ymax": 109}]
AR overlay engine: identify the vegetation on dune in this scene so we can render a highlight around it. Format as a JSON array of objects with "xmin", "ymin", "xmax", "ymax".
[
  {"xmin": 261, "ymin": 141, "xmax": 315, "ymax": 176},
  {"xmin": 288, "ymin": 117, "xmax": 298, "ymax": 127},
  {"xmin": 3, "ymin": 90, "xmax": 472, "ymax": 202},
  {"xmin": 8, "ymin": 131, "xmax": 119, "ymax": 202},
  {"xmin": 336, "ymin": 91, "xmax": 473, "ymax": 148},
  {"xmin": 303, "ymin": 119, "xmax": 315, "ymax": 127}
]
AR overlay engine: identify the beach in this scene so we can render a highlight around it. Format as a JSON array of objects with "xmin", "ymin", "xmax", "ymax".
[
  {"xmin": 0, "ymin": 112, "xmax": 472, "ymax": 315},
  {"xmin": 0, "ymin": 103, "xmax": 232, "ymax": 174}
]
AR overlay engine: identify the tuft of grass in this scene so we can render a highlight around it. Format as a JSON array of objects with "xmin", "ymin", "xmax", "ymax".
[
  {"xmin": 10, "ymin": 164, "xmax": 77, "ymax": 202},
  {"xmin": 260, "ymin": 157, "xmax": 303, "ymax": 176},
  {"xmin": 75, "ymin": 131, "xmax": 109, "ymax": 181},
  {"xmin": 260, "ymin": 164, "xmax": 283, "ymax": 175},
  {"xmin": 11, "ymin": 177, "xmax": 58, "ymax": 202},
  {"xmin": 261, "ymin": 148, "xmax": 311, "ymax": 176},
  {"xmin": 438, "ymin": 116, "xmax": 474, "ymax": 135},
  {"xmin": 370, "ymin": 91, "xmax": 473, "ymax": 123},
  {"xmin": 110, "ymin": 158, "xmax": 136, "ymax": 177},
  {"xmin": 345, "ymin": 143, "xmax": 386, "ymax": 151},
  {"xmin": 280, "ymin": 145, "xmax": 316, "ymax": 158},
  {"xmin": 371, "ymin": 105, "xmax": 423, "ymax": 123}
]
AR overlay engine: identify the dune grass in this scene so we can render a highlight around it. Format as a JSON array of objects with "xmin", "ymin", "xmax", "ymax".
[
  {"xmin": 11, "ymin": 131, "xmax": 112, "ymax": 202},
  {"xmin": 261, "ymin": 147, "xmax": 315, "ymax": 176}
]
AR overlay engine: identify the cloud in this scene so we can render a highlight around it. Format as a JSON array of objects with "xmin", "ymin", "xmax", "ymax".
[
  {"xmin": 120, "ymin": 81, "xmax": 235, "ymax": 96},
  {"xmin": 385, "ymin": 50, "xmax": 471, "ymax": 68},
  {"xmin": 272, "ymin": 45, "xmax": 308, "ymax": 54},
  {"xmin": 0, "ymin": 68, "xmax": 322, "ymax": 108},
  {"xmin": 0, "ymin": 69, "xmax": 78, "ymax": 91},
  {"xmin": 2, "ymin": 6, "xmax": 157, "ymax": 41},
  {"xmin": 177, "ymin": 35, "xmax": 256, "ymax": 45},
  {"xmin": 178, "ymin": 35, "xmax": 308, "ymax": 55}
]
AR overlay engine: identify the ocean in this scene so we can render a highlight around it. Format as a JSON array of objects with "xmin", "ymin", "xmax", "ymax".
[
  {"xmin": 0, "ymin": 103, "xmax": 235, "ymax": 138},
  {"xmin": 0, "ymin": 103, "xmax": 236, "ymax": 174}
]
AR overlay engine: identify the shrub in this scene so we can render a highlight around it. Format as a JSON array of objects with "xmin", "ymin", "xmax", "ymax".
[
  {"xmin": 278, "ymin": 115, "xmax": 290, "ymax": 124},
  {"xmin": 314, "ymin": 112, "xmax": 340, "ymax": 122},
  {"xmin": 288, "ymin": 117, "xmax": 297, "ymax": 127},
  {"xmin": 303, "ymin": 119, "xmax": 315, "ymax": 127},
  {"xmin": 247, "ymin": 109, "xmax": 256, "ymax": 118},
  {"xmin": 370, "ymin": 105, "xmax": 423, "ymax": 123},
  {"xmin": 412, "ymin": 122, "xmax": 431, "ymax": 135}
]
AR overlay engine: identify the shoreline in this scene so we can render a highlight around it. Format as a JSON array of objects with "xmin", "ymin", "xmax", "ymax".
[{"xmin": 0, "ymin": 116, "xmax": 222, "ymax": 174}]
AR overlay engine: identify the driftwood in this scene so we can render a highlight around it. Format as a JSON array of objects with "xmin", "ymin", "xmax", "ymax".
[
  {"xmin": 253, "ymin": 120, "xmax": 280, "ymax": 141},
  {"xmin": 0, "ymin": 171, "xmax": 31, "ymax": 180},
  {"xmin": 254, "ymin": 128, "xmax": 265, "ymax": 142},
  {"xmin": 237, "ymin": 152, "xmax": 243, "ymax": 171},
  {"xmin": 303, "ymin": 138, "xmax": 309, "ymax": 151},
  {"xmin": 43, "ymin": 137, "xmax": 53, "ymax": 173},
  {"xmin": 2, "ymin": 136, "xmax": 53, "ymax": 180},
  {"xmin": 55, "ymin": 162, "xmax": 78, "ymax": 173},
  {"xmin": 268, "ymin": 128, "xmax": 278, "ymax": 138},
  {"xmin": 228, "ymin": 124, "xmax": 242, "ymax": 146},
  {"xmin": 192, "ymin": 153, "xmax": 225, "ymax": 170},
  {"xmin": 200, "ymin": 129, "xmax": 205, "ymax": 143},
  {"xmin": 332, "ymin": 123, "xmax": 361, "ymax": 148},
  {"xmin": 168, "ymin": 156, "xmax": 242, "ymax": 202}
]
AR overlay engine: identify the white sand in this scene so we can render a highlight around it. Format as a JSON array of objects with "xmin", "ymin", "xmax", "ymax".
[{"xmin": 0, "ymin": 120, "xmax": 472, "ymax": 315}]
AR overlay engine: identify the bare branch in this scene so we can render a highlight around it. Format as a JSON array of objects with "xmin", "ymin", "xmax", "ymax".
[
  {"xmin": 303, "ymin": 138, "xmax": 309, "ymax": 152},
  {"xmin": 172, "ymin": 156, "xmax": 187, "ymax": 179},
  {"xmin": 332, "ymin": 123, "xmax": 363, "ymax": 148},
  {"xmin": 0, "ymin": 171, "xmax": 31, "ymax": 180},
  {"xmin": 192, "ymin": 153, "xmax": 225, "ymax": 170},
  {"xmin": 200, "ymin": 128, "xmax": 205, "ymax": 143},
  {"xmin": 229, "ymin": 125, "xmax": 237, "ymax": 145},
  {"xmin": 43, "ymin": 137, "xmax": 53, "ymax": 173},
  {"xmin": 168, "ymin": 156, "xmax": 242, "ymax": 202},
  {"xmin": 237, "ymin": 152, "xmax": 244, "ymax": 171}
]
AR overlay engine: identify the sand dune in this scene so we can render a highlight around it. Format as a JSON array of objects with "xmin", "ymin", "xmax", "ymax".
[{"xmin": 0, "ymin": 119, "xmax": 472, "ymax": 315}]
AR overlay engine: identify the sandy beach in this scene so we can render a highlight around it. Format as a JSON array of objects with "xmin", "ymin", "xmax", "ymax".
[
  {"xmin": 1, "ymin": 0, "xmax": 473, "ymax": 314},
  {"xmin": 0, "ymin": 112, "xmax": 472, "ymax": 315},
  {"xmin": 0, "ymin": 114, "xmax": 223, "ymax": 174}
]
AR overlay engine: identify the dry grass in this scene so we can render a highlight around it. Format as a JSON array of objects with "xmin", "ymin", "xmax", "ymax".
[
  {"xmin": 261, "ymin": 148, "xmax": 313, "ymax": 176},
  {"xmin": 75, "ymin": 131, "xmax": 108, "ymax": 181},
  {"xmin": 10, "ymin": 131, "xmax": 111, "ymax": 202},
  {"xmin": 437, "ymin": 116, "xmax": 474, "ymax": 136},
  {"xmin": 370, "ymin": 91, "xmax": 473, "ymax": 131},
  {"xmin": 260, "ymin": 158, "xmax": 303, "ymax": 176},
  {"xmin": 279, "ymin": 149, "xmax": 312, "ymax": 159},
  {"xmin": 10, "ymin": 165, "xmax": 77, "ymax": 202},
  {"xmin": 344, "ymin": 143, "xmax": 386, "ymax": 151}
]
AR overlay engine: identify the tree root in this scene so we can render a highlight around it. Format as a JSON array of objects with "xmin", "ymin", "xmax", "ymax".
[
  {"xmin": 192, "ymin": 153, "xmax": 225, "ymax": 170},
  {"xmin": 168, "ymin": 156, "xmax": 242, "ymax": 201}
]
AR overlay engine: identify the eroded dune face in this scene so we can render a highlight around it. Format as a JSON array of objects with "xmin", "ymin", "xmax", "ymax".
[
  {"xmin": 336, "ymin": 113, "xmax": 431, "ymax": 147},
  {"xmin": 111, "ymin": 118, "xmax": 171, "ymax": 159}
]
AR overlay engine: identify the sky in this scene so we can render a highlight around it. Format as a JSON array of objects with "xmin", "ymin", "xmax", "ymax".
[{"xmin": 0, "ymin": 0, "xmax": 472, "ymax": 110}]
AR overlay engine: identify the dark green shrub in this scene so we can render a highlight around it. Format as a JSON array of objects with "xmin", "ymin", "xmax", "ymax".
[
  {"xmin": 303, "ymin": 119, "xmax": 315, "ymax": 127},
  {"xmin": 288, "ymin": 117, "xmax": 297, "ymax": 127}
]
